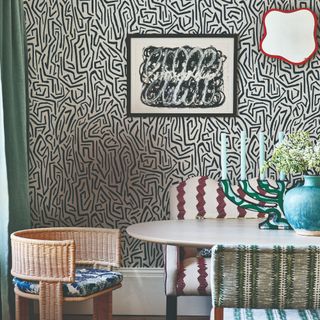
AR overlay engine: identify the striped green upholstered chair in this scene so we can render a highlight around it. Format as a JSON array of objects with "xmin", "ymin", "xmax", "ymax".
[{"xmin": 210, "ymin": 244, "xmax": 320, "ymax": 320}]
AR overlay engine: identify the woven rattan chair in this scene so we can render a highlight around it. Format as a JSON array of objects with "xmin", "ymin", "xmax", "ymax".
[
  {"xmin": 11, "ymin": 227, "xmax": 122, "ymax": 320},
  {"xmin": 210, "ymin": 244, "xmax": 320, "ymax": 320}
]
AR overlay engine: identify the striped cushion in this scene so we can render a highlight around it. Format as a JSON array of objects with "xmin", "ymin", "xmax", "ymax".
[
  {"xmin": 13, "ymin": 268, "xmax": 122, "ymax": 297},
  {"xmin": 176, "ymin": 257, "xmax": 211, "ymax": 296},
  {"xmin": 212, "ymin": 245, "xmax": 320, "ymax": 309},
  {"xmin": 210, "ymin": 308, "xmax": 320, "ymax": 320},
  {"xmin": 170, "ymin": 176, "xmax": 270, "ymax": 220}
]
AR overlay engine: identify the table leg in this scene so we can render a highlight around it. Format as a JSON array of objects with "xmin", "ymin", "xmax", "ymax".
[{"xmin": 166, "ymin": 295, "xmax": 177, "ymax": 320}]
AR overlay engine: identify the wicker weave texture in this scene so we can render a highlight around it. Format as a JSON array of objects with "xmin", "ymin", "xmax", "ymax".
[
  {"xmin": 12, "ymin": 227, "xmax": 121, "ymax": 269},
  {"xmin": 11, "ymin": 227, "xmax": 121, "ymax": 320},
  {"xmin": 11, "ymin": 235, "xmax": 75, "ymax": 282},
  {"xmin": 39, "ymin": 282, "xmax": 63, "ymax": 320}
]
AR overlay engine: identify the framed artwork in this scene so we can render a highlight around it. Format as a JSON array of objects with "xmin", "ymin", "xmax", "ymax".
[{"xmin": 127, "ymin": 34, "xmax": 237, "ymax": 117}]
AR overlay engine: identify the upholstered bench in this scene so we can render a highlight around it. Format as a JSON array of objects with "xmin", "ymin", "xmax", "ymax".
[{"xmin": 210, "ymin": 244, "xmax": 320, "ymax": 320}]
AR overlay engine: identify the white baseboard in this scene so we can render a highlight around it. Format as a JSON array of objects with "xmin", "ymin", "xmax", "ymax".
[{"xmin": 63, "ymin": 268, "xmax": 211, "ymax": 316}]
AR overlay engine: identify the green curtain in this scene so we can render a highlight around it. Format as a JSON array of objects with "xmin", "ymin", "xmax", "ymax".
[{"xmin": 0, "ymin": 0, "xmax": 31, "ymax": 318}]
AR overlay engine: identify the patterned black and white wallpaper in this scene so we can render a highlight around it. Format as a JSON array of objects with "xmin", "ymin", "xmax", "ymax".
[{"xmin": 24, "ymin": 0, "xmax": 320, "ymax": 267}]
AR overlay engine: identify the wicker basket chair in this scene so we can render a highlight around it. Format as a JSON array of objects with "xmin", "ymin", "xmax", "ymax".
[{"xmin": 11, "ymin": 227, "xmax": 122, "ymax": 320}]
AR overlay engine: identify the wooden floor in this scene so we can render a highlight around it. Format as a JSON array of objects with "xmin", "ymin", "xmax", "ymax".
[{"xmin": 66, "ymin": 316, "xmax": 209, "ymax": 320}]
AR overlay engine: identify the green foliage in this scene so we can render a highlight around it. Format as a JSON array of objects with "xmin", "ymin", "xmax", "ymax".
[{"xmin": 263, "ymin": 131, "xmax": 320, "ymax": 175}]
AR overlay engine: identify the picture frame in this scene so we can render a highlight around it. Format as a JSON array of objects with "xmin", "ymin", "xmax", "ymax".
[{"xmin": 127, "ymin": 34, "xmax": 237, "ymax": 117}]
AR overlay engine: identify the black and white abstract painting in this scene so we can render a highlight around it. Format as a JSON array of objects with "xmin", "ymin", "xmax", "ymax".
[{"xmin": 127, "ymin": 35, "xmax": 237, "ymax": 116}]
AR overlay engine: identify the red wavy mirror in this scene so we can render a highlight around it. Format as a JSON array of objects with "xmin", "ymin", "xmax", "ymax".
[{"xmin": 260, "ymin": 8, "xmax": 318, "ymax": 65}]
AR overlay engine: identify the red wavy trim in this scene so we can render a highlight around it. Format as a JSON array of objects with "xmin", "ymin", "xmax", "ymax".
[
  {"xmin": 176, "ymin": 263, "xmax": 186, "ymax": 295},
  {"xmin": 196, "ymin": 176, "xmax": 207, "ymax": 218},
  {"xmin": 177, "ymin": 181, "xmax": 187, "ymax": 220},
  {"xmin": 216, "ymin": 187, "xmax": 226, "ymax": 218},
  {"xmin": 197, "ymin": 257, "xmax": 208, "ymax": 295},
  {"xmin": 237, "ymin": 187, "xmax": 247, "ymax": 217}
]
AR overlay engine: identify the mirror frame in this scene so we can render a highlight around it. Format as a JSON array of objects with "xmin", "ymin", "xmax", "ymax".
[{"xmin": 260, "ymin": 8, "xmax": 318, "ymax": 65}]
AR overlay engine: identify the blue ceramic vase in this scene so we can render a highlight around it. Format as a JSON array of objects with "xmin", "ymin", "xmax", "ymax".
[{"xmin": 284, "ymin": 175, "xmax": 320, "ymax": 236}]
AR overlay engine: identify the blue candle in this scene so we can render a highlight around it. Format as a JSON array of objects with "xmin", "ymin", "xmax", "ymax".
[
  {"xmin": 259, "ymin": 132, "xmax": 265, "ymax": 180},
  {"xmin": 221, "ymin": 133, "xmax": 227, "ymax": 180},
  {"xmin": 240, "ymin": 131, "xmax": 246, "ymax": 180},
  {"xmin": 278, "ymin": 132, "xmax": 285, "ymax": 180}
]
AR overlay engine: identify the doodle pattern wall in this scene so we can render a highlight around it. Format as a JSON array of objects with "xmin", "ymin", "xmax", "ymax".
[{"xmin": 24, "ymin": 0, "xmax": 320, "ymax": 267}]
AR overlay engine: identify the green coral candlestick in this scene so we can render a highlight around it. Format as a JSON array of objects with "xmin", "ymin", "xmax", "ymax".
[{"xmin": 219, "ymin": 179, "xmax": 291, "ymax": 230}]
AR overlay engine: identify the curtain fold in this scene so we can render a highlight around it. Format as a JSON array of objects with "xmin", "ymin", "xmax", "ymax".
[{"xmin": 0, "ymin": 0, "xmax": 31, "ymax": 319}]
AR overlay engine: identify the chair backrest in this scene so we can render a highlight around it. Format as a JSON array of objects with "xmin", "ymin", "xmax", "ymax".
[
  {"xmin": 11, "ymin": 232, "xmax": 75, "ymax": 282},
  {"xmin": 11, "ymin": 227, "xmax": 121, "ymax": 282},
  {"xmin": 170, "ymin": 176, "xmax": 269, "ymax": 220}
]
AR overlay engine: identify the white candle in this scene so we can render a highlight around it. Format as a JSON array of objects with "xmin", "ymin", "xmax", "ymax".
[
  {"xmin": 259, "ymin": 132, "xmax": 265, "ymax": 180},
  {"xmin": 278, "ymin": 132, "xmax": 285, "ymax": 180},
  {"xmin": 221, "ymin": 133, "xmax": 227, "ymax": 180},
  {"xmin": 240, "ymin": 131, "xmax": 246, "ymax": 180}
]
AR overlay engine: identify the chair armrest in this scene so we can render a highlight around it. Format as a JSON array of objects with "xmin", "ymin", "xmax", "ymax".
[
  {"xmin": 212, "ymin": 244, "xmax": 320, "ymax": 309},
  {"xmin": 11, "ymin": 233, "xmax": 75, "ymax": 282},
  {"xmin": 164, "ymin": 244, "xmax": 202, "ymax": 295}
]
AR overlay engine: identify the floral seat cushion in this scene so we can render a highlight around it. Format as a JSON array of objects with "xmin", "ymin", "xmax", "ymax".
[
  {"xmin": 13, "ymin": 268, "xmax": 123, "ymax": 297},
  {"xmin": 198, "ymin": 248, "xmax": 212, "ymax": 258}
]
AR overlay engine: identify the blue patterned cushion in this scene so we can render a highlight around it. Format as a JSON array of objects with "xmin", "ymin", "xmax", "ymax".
[
  {"xmin": 198, "ymin": 248, "xmax": 212, "ymax": 258},
  {"xmin": 13, "ymin": 268, "xmax": 123, "ymax": 297}
]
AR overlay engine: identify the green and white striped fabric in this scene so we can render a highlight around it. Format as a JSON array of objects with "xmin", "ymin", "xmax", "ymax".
[
  {"xmin": 217, "ymin": 308, "xmax": 320, "ymax": 320},
  {"xmin": 212, "ymin": 245, "xmax": 320, "ymax": 309}
]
